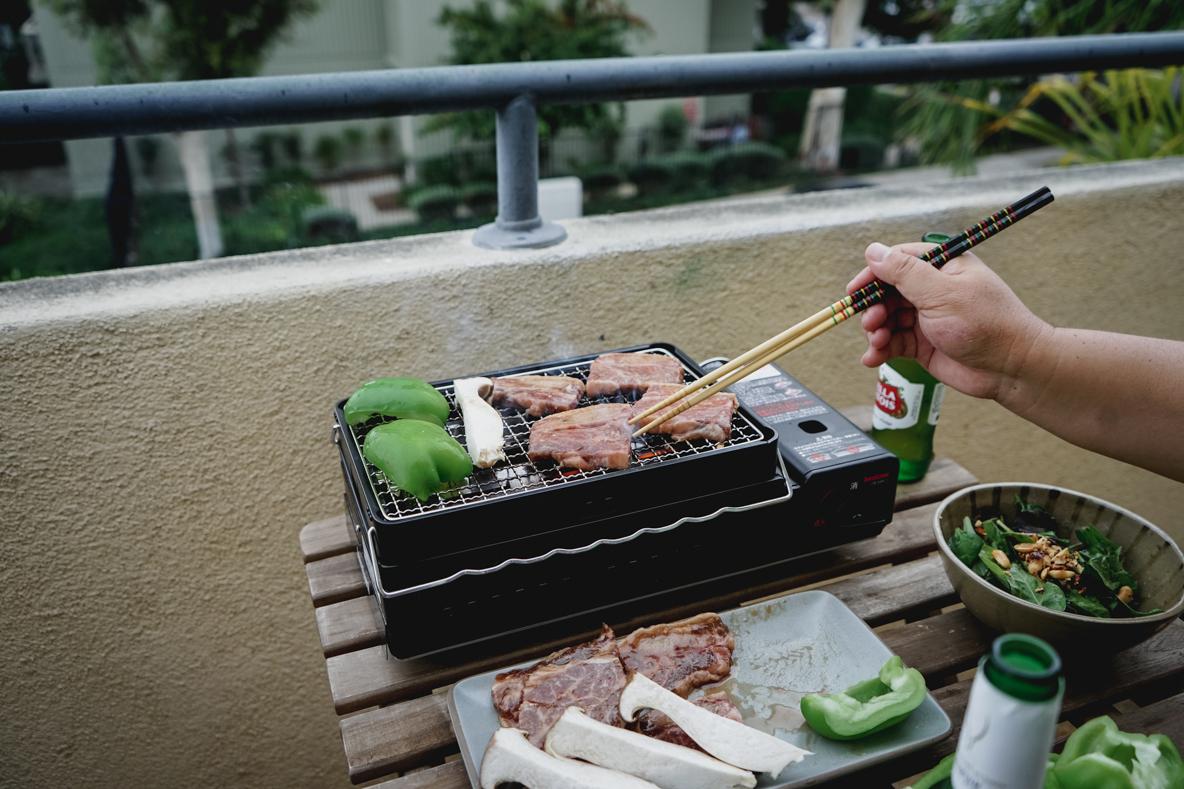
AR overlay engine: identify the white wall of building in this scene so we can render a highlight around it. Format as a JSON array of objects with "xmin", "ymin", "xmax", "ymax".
[{"xmin": 31, "ymin": 0, "xmax": 756, "ymax": 197}]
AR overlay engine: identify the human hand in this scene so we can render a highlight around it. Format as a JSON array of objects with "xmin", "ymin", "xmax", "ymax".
[{"xmin": 846, "ymin": 242, "xmax": 1050, "ymax": 400}]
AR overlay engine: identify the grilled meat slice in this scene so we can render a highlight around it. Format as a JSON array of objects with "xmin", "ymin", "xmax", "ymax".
[
  {"xmin": 491, "ymin": 625, "xmax": 628, "ymax": 747},
  {"xmin": 490, "ymin": 375, "xmax": 585, "ymax": 417},
  {"xmin": 631, "ymin": 383, "xmax": 738, "ymax": 443},
  {"xmin": 586, "ymin": 353, "xmax": 683, "ymax": 399},
  {"xmin": 634, "ymin": 694, "xmax": 744, "ymax": 751},
  {"xmin": 527, "ymin": 403, "xmax": 633, "ymax": 470},
  {"xmin": 618, "ymin": 613, "xmax": 735, "ymax": 698}
]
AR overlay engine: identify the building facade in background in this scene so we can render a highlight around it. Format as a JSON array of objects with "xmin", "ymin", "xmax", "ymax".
[{"xmin": 28, "ymin": 0, "xmax": 757, "ymax": 197}]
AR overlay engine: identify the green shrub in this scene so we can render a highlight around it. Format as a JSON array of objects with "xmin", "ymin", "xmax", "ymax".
[
  {"xmin": 223, "ymin": 181, "xmax": 325, "ymax": 255},
  {"xmin": 626, "ymin": 159, "xmax": 675, "ymax": 195},
  {"xmin": 0, "ymin": 192, "xmax": 43, "ymax": 243},
  {"xmin": 409, "ymin": 185, "xmax": 460, "ymax": 222},
  {"xmin": 840, "ymin": 134, "xmax": 886, "ymax": 172},
  {"xmin": 418, "ymin": 155, "xmax": 460, "ymax": 187},
  {"xmin": 655, "ymin": 152, "xmax": 709, "ymax": 188},
  {"xmin": 579, "ymin": 166, "xmax": 623, "ymax": 198},
  {"xmin": 657, "ymin": 104, "xmax": 689, "ymax": 153},
  {"xmin": 302, "ymin": 206, "xmax": 359, "ymax": 244},
  {"xmin": 709, "ymin": 142, "xmax": 786, "ymax": 185},
  {"xmin": 460, "ymin": 182, "xmax": 497, "ymax": 216},
  {"xmin": 280, "ymin": 131, "xmax": 304, "ymax": 165},
  {"xmin": 134, "ymin": 137, "xmax": 162, "ymax": 176},
  {"xmin": 313, "ymin": 134, "xmax": 343, "ymax": 174}
]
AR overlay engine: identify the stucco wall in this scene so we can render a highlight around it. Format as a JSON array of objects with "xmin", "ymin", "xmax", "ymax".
[{"xmin": 2, "ymin": 159, "xmax": 1183, "ymax": 788}]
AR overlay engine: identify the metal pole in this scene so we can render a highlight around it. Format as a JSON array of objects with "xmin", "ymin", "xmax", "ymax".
[
  {"xmin": 473, "ymin": 96, "xmax": 566, "ymax": 250},
  {"xmin": 4, "ymin": 33, "xmax": 1184, "ymax": 143}
]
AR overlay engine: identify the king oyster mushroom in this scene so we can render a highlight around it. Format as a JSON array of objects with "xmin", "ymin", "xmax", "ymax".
[
  {"xmin": 453, "ymin": 376, "xmax": 507, "ymax": 468},
  {"xmin": 618, "ymin": 673, "xmax": 810, "ymax": 776},
  {"xmin": 545, "ymin": 707, "xmax": 756, "ymax": 789},
  {"xmin": 480, "ymin": 727, "xmax": 659, "ymax": 789}
]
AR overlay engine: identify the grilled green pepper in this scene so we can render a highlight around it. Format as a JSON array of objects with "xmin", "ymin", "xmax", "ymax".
[
  {"xmin": 1048, "ymin": 715, "xmax": 1184, "ymax": 789},
  {"xmin": 344, "ymin": 377, "xmax": 450, "ymax": 427},
  {"xmin": 800, "ymin": 656, "xmax": 926, "ymax": 741},
  {"xmin": 362, "ymin": 420, "xmax": 472, "ymax": 501}
]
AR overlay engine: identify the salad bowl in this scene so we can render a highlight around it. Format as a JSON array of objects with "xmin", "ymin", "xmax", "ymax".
[{"xmin": 933, "ymin": 483, "xmax": 1184, "ymax": 651}]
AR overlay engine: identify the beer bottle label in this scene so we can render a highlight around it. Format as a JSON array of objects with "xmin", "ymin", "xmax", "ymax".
[
  {"xmin": 927, "ymin": 383, "xmax": 946, "ymax": 426},
  {"xmin": 873, "ymin": 364, "xmax": 923, "ymax": 430}
]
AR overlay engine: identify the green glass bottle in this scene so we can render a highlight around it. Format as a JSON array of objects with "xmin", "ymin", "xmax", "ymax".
[
  {"xmin": 870, "ymin": 357, "xmax": 944, "ymax": 483},
  {"xmin": 869, "ymin": 232, "xmax": 950, "ymax": 483}
]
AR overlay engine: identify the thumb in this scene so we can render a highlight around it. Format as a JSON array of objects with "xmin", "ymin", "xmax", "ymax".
[{"xmin": 865, "ymin": 242, "xmax": 946, "ymax": 307}]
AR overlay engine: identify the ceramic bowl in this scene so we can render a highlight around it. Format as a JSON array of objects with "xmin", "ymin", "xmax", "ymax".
[{"xmin": 933, "ymin": 483, "xmax": 1184, "ymax": 651}]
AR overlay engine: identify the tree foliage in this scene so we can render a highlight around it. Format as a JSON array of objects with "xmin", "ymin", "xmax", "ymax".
[
  {"xmin": 42, "ymin": 0, "xmax": 319, "ymax": 83},
  {"xmin": 900, "ymin": 0, "xmax": 1184, "ymax": 172},
  {"xmin": 429, "ymin": 0, "xmax": 649, "ymax": 142}
]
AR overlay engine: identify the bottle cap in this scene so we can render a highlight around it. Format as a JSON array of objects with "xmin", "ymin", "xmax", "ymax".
[{"xmin": 981, "ymin": 633, "xmax": 1063, "ymax": 702}]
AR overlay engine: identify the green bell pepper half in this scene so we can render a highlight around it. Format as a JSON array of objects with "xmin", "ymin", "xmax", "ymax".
[
  {"xmin": 1048, "ymin": 715, "xmax": 1184, "ymax": 789},
  {"xmin": 909, "ymin": 716, "xmax": 1184, "ymax": 789},
  {"xmin": 344, "ymin": 377, "xmax": 450, "ymax": 427},
  {"xmin": 800, "ymin": 655, "xmax": 927, "ymax": 741},
  {"xmin": 362, "ymin": 420, "xmax": 472, "ymax": 501}
]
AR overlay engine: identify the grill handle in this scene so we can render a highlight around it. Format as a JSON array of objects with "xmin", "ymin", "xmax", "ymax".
[{"xmin": 357, "ymin": 451, "xmax": 794, "ymax": 600}]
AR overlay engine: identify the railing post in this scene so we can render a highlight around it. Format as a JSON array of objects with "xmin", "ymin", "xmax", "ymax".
[{"xmin": 473, "ymin": 95, "xmax": 567, "ymax": 250}]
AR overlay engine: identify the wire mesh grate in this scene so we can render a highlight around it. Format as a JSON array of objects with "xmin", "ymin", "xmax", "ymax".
[{"xmin": 347, "ymin": 349, "xmax": 767, "ymax": 521}]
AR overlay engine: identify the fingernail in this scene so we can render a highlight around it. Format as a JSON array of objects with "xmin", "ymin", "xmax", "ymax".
[{"xmin": 867, "ymin": 242, "xmax": 889, "ymax": 262}]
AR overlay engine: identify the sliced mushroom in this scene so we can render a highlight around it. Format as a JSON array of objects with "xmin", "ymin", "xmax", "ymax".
[
  {"xmin": 480, "ymin": 727, "xmax": 658, "ymax": 789},
  {"xmin": 618, "ymin": 673, "xmax": 809, "ymax": 776},
  {"xmin": 545, "ymin": 707, "xmax": 756, "ymax": 789},
  {"xmin": 453, "ymin": 377, "xmax": 507, "ymax": 468}
]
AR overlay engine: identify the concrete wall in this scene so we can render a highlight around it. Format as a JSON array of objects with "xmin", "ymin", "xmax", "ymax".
[{"xmin": 3, "ymin": 160, "xmax": 1182, "ymax": 788}]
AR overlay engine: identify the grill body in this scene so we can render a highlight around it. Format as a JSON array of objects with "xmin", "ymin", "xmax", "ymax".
[{"xmin": 334, "ymin": 344, "xmax": 897, "ymax": 658}]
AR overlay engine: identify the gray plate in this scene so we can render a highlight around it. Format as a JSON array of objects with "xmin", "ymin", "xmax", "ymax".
[{"xmin": 448, "ymin": 589, "xmax": 951, "ymax": 788}]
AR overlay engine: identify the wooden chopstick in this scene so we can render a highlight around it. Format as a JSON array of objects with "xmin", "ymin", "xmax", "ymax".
[
  {"xmin": 632, "ymin": 188, "xmax": 1055, "ymax": 438},
  {"xmin": 630, "ymin": 187, "xmax": 1052, "ymax": 431}
]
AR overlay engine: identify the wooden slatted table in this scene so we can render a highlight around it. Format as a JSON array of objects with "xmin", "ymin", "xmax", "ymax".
[{"xmin": 300, "ymin": 411, "xmax": 1184, "ymax": 788}]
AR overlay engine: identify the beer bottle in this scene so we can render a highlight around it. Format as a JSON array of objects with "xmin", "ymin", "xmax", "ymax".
[
  {"xmin": 869, "ymin": 232, "xmax": 949, "ymax": 483},
  {"xmin": 870, "ymin": 357, "xmax": 944, "ymax": 483},
  {"xmin": 952, "ymin": 634, "xmax": 1064, "ymax": 789}
]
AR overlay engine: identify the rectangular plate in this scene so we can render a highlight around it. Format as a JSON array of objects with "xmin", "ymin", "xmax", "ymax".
[{"xmin": 448, "ymin": 589, "xmax": 951, "ymax": 788}]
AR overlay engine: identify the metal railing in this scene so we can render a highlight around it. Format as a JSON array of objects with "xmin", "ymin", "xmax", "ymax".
[{"xmin": 3, "ymin": 32, "xmax": 1184, "ymax": 249}]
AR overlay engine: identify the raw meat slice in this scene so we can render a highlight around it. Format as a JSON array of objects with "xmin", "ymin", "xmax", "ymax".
[
  {"xmin": 586, "ymin": 353, "xmax": 683, "ymax": 398},
  {"xmin": 490, "ymin": 375, "xmax": 585, "ymax": 417},
  {"xmin": 635, "ymin": 694, "xmax": 744, "ymax": 751},
  {"xmin": 491, "ymin": 625, "xmax": 628, "ymax": 747},
  {"xmin": 631, "ymin": 383, "xmax": 738, "ymax": 443},
  {"xmin": 618, "ymin": 613, "xmax": 735, "ymax": 698},
  {"xmin": 527, "ymin": 404, "xmax": 633, "ymax": 470}
]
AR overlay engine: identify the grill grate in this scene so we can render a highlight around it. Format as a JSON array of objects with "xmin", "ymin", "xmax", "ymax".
[{"xmin": 347, "ymin": 349, "xmax": 767, "ymax": 520}]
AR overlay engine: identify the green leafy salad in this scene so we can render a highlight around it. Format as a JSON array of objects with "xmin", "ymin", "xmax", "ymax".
[{"xmin": 947, "ymin": 496, "xmax": 1159, "ymax": 618}]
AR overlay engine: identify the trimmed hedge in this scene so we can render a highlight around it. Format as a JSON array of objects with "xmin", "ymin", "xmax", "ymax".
[
  {"xmin": 655, "ymin": 152, "xmax": 710, "ymax": 188},
  {"xmin": 626, "ymin": 159, "xmax": 675, "ymax": 195},
  {"xmin": 460, "ymin": 181, "xmax": 498, "ymax": 216},
  {"xmin": 409, "ymin": 185, "xmax": 461, "ymax": 222},
  {"xmin": 708, "ymin": 142, "xmax": 787, "ymax": 185},
  {"xmin": 579, "ymin": 167, "xmax": 624, "ymax": 198}
]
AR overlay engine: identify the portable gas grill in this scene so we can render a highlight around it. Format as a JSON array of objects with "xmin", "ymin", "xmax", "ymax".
[{"xmin": 334, "ymin": 343, "xmax": 898, "ymax": 658}]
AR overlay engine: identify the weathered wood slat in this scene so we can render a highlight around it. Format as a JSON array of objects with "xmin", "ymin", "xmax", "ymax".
[
  {"xmin": 1107, "ymin": 691, "xmax": 1184, "ymax": 740},
  {"xmin": 317, "ymin": 596, "xmax": 385, "ymax": 657},
  {"xmin": 327, "ymin": 552, "xmax": 956, "ymax": 714},
  {"xmin": 314, "ymin": 499, "xmax": 946, "ymax": 657},
  {"xmin": 300, "ymin": 514, "xmax": 354, "ymax": 562},
  {"xmin": 339, "ymin": 693, "xmax": 453, "ymax": 783},
  {"xmin": 369, "ymin": 760, "xmax": 468, "ymax": 789},
  {"xmin": 305, "ymin": 552, "xmax": 367, "ymax": 606}
]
